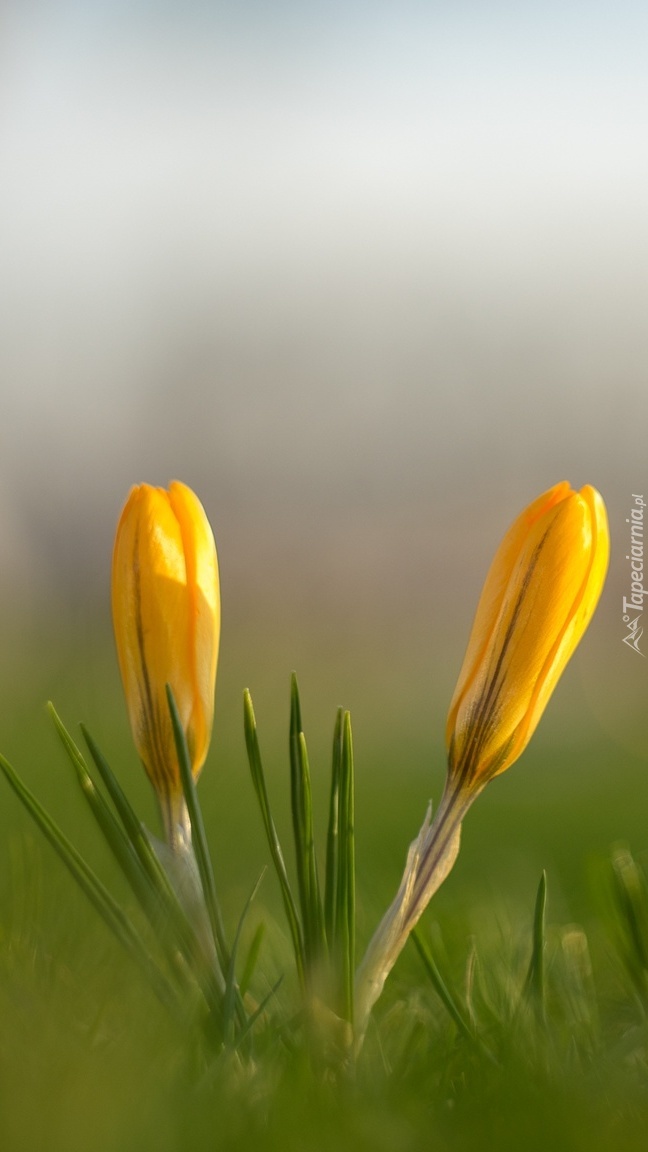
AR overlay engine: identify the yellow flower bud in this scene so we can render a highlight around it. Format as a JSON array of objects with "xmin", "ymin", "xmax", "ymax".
[
  {"xmin": 112, "ymin": 481, "xmax": 220, "ymax": 844},
  {"xmin": 355, "ymin": 481, "xmax": 609, "ymax": 1044},
  {"xmin": 446, "ymin": 482, "xmax": 608, "ymax": 791}
]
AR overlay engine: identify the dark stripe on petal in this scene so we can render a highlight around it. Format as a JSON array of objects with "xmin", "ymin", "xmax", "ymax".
[
  {"xmin": 452, "ymin": 527, "xmax": 549, "ymax": 789},
  {"xmin": 133, "ymin": 522, "xmax": 176, "ymax": 796}
]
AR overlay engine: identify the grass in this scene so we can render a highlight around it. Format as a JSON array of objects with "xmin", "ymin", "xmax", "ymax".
[
  {"xmin": 3, "ymin": 840, "xmax": 648, "ymax": 1152},
  {"xmin": 0, "ymin": 620, "xmax": 647, "ymax": 1150}
]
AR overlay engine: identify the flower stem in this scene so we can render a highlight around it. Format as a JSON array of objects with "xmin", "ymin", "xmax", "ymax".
[{"xmin": 354, "ymin": 781, "xmax": 476, "ymax": 1049}]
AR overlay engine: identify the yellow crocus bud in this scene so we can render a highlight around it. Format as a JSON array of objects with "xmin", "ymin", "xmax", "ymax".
[
  {"xmin": 355, "ymin": 481, "xmax": 609, "ymax": 1047},
  {"xmin": 446, "ymin": 482, "xmax": 609, "ymax": 792},
  {"xmin": 112, "ymin": 481, "xmax": 220, "ymax": 847}
]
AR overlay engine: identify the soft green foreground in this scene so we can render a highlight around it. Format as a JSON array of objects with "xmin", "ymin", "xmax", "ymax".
[{"xmin": 0, "ymin": 620, "xmax": 647, "ymax": 1151}]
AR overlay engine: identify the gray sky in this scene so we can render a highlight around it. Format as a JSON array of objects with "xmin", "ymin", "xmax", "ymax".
[{"xmin": 0, "ymin": 0, "xmax": 646, "ymax": 621}]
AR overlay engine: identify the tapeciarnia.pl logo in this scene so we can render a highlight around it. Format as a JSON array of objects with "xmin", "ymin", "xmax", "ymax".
[{"xmin": 622, "ymin": 493, "xmax": 645, "ymax": 655}]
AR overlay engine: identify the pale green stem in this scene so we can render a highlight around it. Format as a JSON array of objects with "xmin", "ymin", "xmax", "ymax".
[
  {"xmin": 160, "ymin": 792, "xmax": 192, "ymax": 853},
  {"xmin": 152, "ymin": 798, "xmax": 219, "ymax": 975},
  {"xmin": 354, "ymin": 781, "xmax": 478, "ymax": 1050}
]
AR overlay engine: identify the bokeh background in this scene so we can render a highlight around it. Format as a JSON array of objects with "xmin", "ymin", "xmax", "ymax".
[{"xmin": 1, "ymin": 0, "xmax": 647, "ymax": 963}]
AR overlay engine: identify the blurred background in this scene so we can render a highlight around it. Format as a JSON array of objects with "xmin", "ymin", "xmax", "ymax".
[{"xmin": 0, "ymin": 0, "xmax": 647, "ymax": 938}]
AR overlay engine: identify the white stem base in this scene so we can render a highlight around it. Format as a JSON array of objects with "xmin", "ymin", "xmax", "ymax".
[{"xmin": 354, "ymin": 784, "xmax": 475, "ymax": 1049}]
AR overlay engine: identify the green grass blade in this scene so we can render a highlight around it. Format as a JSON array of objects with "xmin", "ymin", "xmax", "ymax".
[
  {"xmin": 48, "ymin": 704, "xmax": 159, "ymax": 923},
  {"xmin": 81, "ymin": 722, "xmax": 225, "ymax": 1014},
  {"xmin": 234, "ymin": 976, "xmax": 284, "ymax": 1052},
  {"xmin": 525, "ymin": 870, "xmax": 547, "ymax": 1018},
  {"xmin": 223, "ymin": 871, "xmax": 265, "ymax": 1045},
  {"xmin": 81, "ymin": 723, "xmax": 184, "ymax": 910},
  {"xmin": 289, "ymin": 674, "xmax": 311, "ymax": 952},
  {"xmin": 298, "ymin": 731, "xmax": 326, "ymax": 967},
  {"xmin": 166, "ymin": 685, "xmax": 230, "ymax": 979},
  {"xmin": 0, "ymin": 751, "xmax": 179, "ymax": 1012},
  {"xmin": 240, "ymin": 922, "xmax": 266, "ymax": 999},
  {"xmin": 412, "ymin": 929, "xmax": 477, "ymax": 1044},
  {"xmin": 337, "ymin": 711, "xmax": 355, "ymax": 1027},
  {"xmin": 465, "ymin": 939, "xmax": 478, "ymax": 1031},
  {"xmin": 610, "ymin": 846, "xmax": 648, "ymax": 995},
  {"xmin": 243, "ymin": 689, "xmax": 305, "ymax": 989},
  {"xmin": 324, "ymin": 708, "xmax": 343, "ymax": 952}
]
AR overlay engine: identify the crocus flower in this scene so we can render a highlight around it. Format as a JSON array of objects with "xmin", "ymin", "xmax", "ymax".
[
  {"xmin": 354, "ymin": 482, "xmax": 608, "ymax": 1046},
  {"xmin": 446, "ymin": 482, "xmax": 609, "ymax": 793},
  {"xmin": 112, "ymin": 481, "xmax": 220, "ymax": 847}
]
